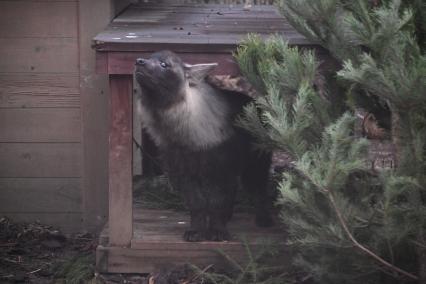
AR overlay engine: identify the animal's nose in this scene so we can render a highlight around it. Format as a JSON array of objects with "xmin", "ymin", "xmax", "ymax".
[{"xmin": 136, "ymin": 58, "xmax": 145, "ymax": 66}]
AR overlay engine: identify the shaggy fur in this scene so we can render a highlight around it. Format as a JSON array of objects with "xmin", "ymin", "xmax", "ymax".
[
  {"xmin": 135, "ymin": 50, "xmax": 272, "ymax": 241},
  {"xmin": 138, "ymin": 82, "xmax": 234, "ymax": 149}
]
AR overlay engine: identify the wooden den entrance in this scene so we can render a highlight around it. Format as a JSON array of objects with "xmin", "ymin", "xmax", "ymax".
[{"xmin": 93, "ymin": 1, "xmax": 311, "ymax": 273}]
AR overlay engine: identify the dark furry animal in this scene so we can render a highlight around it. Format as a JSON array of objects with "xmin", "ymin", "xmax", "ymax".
[{"xmin": 135, "ymin": 50, "xmax": 272, "ymax": 242}]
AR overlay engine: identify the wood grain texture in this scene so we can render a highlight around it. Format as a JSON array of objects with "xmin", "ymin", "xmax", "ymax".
[
  {"xmin": 96, "ymin": 245, "xmax": 247, "ymax": 273},
  {"xmin": 0, "ymin": 38, "xmax": 78, "ymax": 73},
  {"xmin": 0, "ymin": 0, "xmax": 82, "ymax": 234},
  {"xmin": 97, "ymin": 208, "xmax": 287, "ymax": 273},
  {"xmin": 0, "ymin": 1, "xmax": 77, "ymax": 38},
  {"xmin": 95, "ymin": 52, "xmax": 108, "ymax": 74},
  {"xmin": 79, "ymin": 0, "xmax": 112, "ymax": 232},
  {"xmin": 0, "ymin": 108, "xmax": 81, "ymax": 142},
  {"xmin": 108, "ymin": 75, "xmax": 133, "ymax": 246},
  {"xmin": 93, "ymin": 2, "xmax": 312, "ymax": 51},
  {"xmin": 0, "ymin": 178, "xmax": 81, "ymax": 212},
  {"xmin": 0, "ymin": 143, "xmax": 81, "ymax": 178},
  {"xmin": 107, "ymin": 51, "xmax": 240, "ymax": 75},
  {"xmin": 131, "ymin": 208, "xmax": 283, "ymax": 244},
  {"xmin": 0, "ymin": 73, "xmax": 80, "ymax": 108}
]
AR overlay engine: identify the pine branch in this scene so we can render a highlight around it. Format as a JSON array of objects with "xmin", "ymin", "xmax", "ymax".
[
  {"xmin": 291, "ymin": 161, "xmax": 419, "ymax": 281},
  {"xmin": 279, "ymin": 114, "xmax": 419, "ymax": 280},
  {"xmin": 235, "ymin": 3, "xmax": 426, "ymax": 279}
]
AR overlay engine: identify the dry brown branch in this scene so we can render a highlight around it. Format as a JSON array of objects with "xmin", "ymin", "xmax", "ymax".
[{"xmin": 326, "ymin": 190, "xmax": 418, "ymax": 281}]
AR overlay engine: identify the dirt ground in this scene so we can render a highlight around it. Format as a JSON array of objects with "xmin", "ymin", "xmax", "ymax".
[
  {"xmin": 0, "ymin": 216, "xmax": 95, "ymax": 283},
  {"xmin": 0, "ymin": 216, "xmax": 236, "ymax": 284},
  {"xmin": 0, "ymin": 217, "xmax": 168, "ymax": 284},
  {"xmin": 0, "ymin": 215, "xmax": 257, "ymax": 284}
]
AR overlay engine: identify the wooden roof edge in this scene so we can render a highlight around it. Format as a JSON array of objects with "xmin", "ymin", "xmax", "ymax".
[{"xmin": 92, "ymin": 37, "xmax": 318, "ymax": 52}]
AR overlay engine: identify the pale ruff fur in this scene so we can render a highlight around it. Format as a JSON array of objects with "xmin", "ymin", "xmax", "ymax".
[{"xmin": 139, "ymin": 82, "xmax": 234, "ymax": 150}]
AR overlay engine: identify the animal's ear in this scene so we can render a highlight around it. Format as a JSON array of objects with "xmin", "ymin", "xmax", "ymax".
[{"xmin": 184, "ymin": 63, "xmax": 218, "ymax": 84}]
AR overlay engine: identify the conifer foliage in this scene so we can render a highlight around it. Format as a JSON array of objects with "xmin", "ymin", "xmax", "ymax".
[{"xmin": 235, "ymin": 0, "xmax": 426, "ymax": 283}]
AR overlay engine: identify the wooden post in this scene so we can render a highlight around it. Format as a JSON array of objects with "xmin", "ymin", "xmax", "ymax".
[
  {"xmin": 79, "ymin": 0, "xmax": 113, "ymax": 233},
  {"xmin": 108, "ymin": 74, "xmax": 133, "ymax": 246}
]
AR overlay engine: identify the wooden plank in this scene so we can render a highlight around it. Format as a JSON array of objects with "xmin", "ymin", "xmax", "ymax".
[
  {"xmin": 0, "ymin": 73, "xmax": 80, "ymax": 108},
  {"xmin": 97, "ymin": 208, "xmax": 287, "ymax": 273},
  {"xmin": 131, "ymin": 208, "xmax": 283, "ymax": 243},
  {"xmin": 3, "ymin": 212, "xmax": 82, "ymax": 234},
  {"xmin": 116, "ymin": 3, "xmax": 281, "ymax": 21},
  {"xmin": 0, "ymin": 178, "xmax": 81, "ymax": 212},
  {"xmin": 95, "ymin": 52, "xmax": 108, "ymax": 74},
  {"xmin": 107, "ymin": 52, "xmax": 240, "ymax": 75},
  {"xmin": 0, "ymin": 143, "xmax": 81, "ymax": 178},
  {"xmin": 79, "ymin": 0, "xmax": 113, "ymax": 232},
  {"xmin": 94, "ymin": 40, "xmax": 237, "ymax": 53},
  {"xmin": 97, "ymin": 241, "xmax": 288, "ymax": 273},
  {"xmin": 0, "ymin": 1, "xmax": 77, "ymax": 38},
  {"xmin": 110, "ymin": 20, "xmax": 294, "ymax": 30},
  {"xmin": 100, "ymin": 208, "xmax": 284, "ymax": 248},
  {"xmin": 0, "ymin": 108, "xmax": 81, "ymax": 142},
  {"xmin": 96, "ymin": 245, "xmax": 245, "ymax": 273},
  {"xmin": 112, "ymin": 13, "xmax": 290, "ymax": 25},
  {"xmin": 92, "ymin": 2, "xmax": 312, "ymax": 51},
  {"xmin": 94, "ymin": 28, "xmax": 308, "ymax": 47},
  {"xmin": 0, "ymin": 38, "xmax": 78, "ymax": 73},
  {"xmin": 108, "ymin": 75, "xmax": 133, "ymax": 246},
  {"xmin": 130, "ymin": 240, "xmax": 250, "ymax": 251}
]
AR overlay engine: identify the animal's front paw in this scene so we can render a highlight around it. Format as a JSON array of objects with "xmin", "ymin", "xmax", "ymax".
[
  {"xmin": 183, "ymin": 229, "xmax": 206, "ymax": 242},
  {"xmin": 207, "ymin": 228, "xmax": 231, "ymax": 241}
]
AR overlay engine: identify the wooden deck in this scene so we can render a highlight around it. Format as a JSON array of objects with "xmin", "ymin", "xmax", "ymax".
[{"xmin": 97, "ymin": 207, "xmax": 286, "ymax": 273}]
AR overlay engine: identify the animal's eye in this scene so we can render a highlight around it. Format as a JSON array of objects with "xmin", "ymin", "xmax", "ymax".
[{"xmin": 160, "ymin": 62, "xmax": 168, "ymax": 68}]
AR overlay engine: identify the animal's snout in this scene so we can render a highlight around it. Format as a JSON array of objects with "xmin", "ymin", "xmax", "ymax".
[{"xmin": 136, "ymin": 58, "xmax": 145, "ymax": 66}]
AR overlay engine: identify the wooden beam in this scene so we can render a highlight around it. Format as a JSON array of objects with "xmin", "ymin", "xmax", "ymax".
[
  {"xmin": 78, "ymin": 0, "xmax": 113, "ymax": 232},
  {"xmin": 97, "ymin": 240, "xmax": 289, "ymax": 274},
  {"xmin": 96, "ymin": 245, "xmax": 244, "ymax": 273},
  {"xmin": 108, "ymin": 75, "xmax": 133, "ymax": 246},
  {"xmin": 106, "ymin": 51, "xmax": 241, "ymax": 75}
]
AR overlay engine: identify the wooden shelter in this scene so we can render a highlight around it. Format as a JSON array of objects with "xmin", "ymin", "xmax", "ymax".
[{"xmin": 92, "ymin": 1, "xmax": 314, "ymax": 273}]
